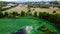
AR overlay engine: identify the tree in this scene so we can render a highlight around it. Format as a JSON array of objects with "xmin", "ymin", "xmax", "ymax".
[
  {"xmin": 42, "ymin": 12, "xmax": 49, "ymax": 20},
  {"xmin": 12, "ymin": 12, "xmax": 18, "ymax": 17},
  {"xmin": 4, "ymin": 12, "xmax": 8, "ymax": 17},
  {"xmin": 34, "ymin": 12, "xmax": 37, "ymax": 17},
  {"xmin": 28, "ymin": 9, "xmax": 31, "ymax": 12},
  {"xmin": 39, "ymin": 12, "xmax": 43, "ymax": 19},
  {"xmin": 58, "ymin": 4, "xmax": 60, "ymax": 8},
  {"xmin": 39, "ymin": 3, "xmax": 49, "ymax": 8},
  {"xmin": 0, "ymin": 12, "xmax": 3, "ymax": 18},
  {"xmin": 38, "ymin": 12, "xmax": 60, "ymax": 29},
  {"xmin": 53, "ymin": 11, "xmax": 56, "ymax": 13},
  {"xmin": 0, "ymin": 2, "xmax": 6, "ymax": 11},
  {"xmin": 21, "ymin": 11, "xmax": 25, "ymax": 17},
  {"xmin": 39, "ymin": 12, "xmax": 49, "ymax": 19}
]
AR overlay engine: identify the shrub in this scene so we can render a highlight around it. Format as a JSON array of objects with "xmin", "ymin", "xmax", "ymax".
[
  {"xmin": 37, "ymin": 26, "xmax": 57, "ymax": 34},
  {"xmin": 53, "ymin": 11, "xmax": 56, "ymax": 13},
  {"xmin": 4, "ymin": 12, "xmax": 8, "ymax": 17},
  {"xmin": 12, "ymin": 12, "xmax": 19, "ymax": 17},
  {"xmin": 39, "ymin": 12, "xmax": 49, "ymax": 20},
  {"xmin": 12, "ymin": 12, "xmax": 18, "ymax": 16},
  {"xmin": 38, "ymin": 12, "xmax": 60, "ymax": 29},
  {"xmin": 58, "ymin": 4, "xmax": 60, "ymax": 8},
  {"xmin": 0, "ymin": 12, "xmax": 3, "ymax": 18},
  {"xmin": 37, "ymin": 26, "xmax": 48, "ymax": 32},
  {"xmin": 34, "ymin": 12, "xmax": 37, "ymax": 17},
  {"xmin": 39, "ymin": 12, "xmax": 43, "ymax": 19},
  {"xmin": 21, "ymin": 11, "xmax": 25, "ymax": 17},
  {"xmin": 28, "ymin": 9, "xmax": 31, "ymax": 12}
]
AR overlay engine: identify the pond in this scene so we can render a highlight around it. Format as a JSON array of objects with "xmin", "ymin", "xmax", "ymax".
[{"xmin": 0, "ymin": 16, "xmax": 60, "ymax": 34}]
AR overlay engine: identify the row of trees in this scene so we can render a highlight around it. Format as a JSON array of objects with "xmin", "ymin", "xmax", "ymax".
[
  {"xmin": 28, "ymin": 3, "xmax": 50, "ymax": 8},
  {"xmin": 1, "ymin": 4, "xmax": 18, "ymax": 11},
  {"xmin": 0, "ymin": 11, "xmax": 26, "ymax": 18},
  {"xmin": 0, "ymin": 2, "xmax": 6, "ymax": 11},
  {"xmin": 58, "ymin": 4, "xmax": 60, "ymax": 8},
  {"xmin": 33, "ymin": 12, "xmax": 60, "ymax": 29}
]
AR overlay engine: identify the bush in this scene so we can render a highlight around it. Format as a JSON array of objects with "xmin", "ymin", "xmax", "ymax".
[
  {"xmin": 21, "ymin": 11, "xmax": 25, "ymax": 17},
  {"xmin": 39, "ymin": 4, "xmax": 49, "ymax": 8},
  {"xmin": 12, "ymin": 12, "xmax": 18, "ymax": 16},
  {"xmin": 28, "ymin": 9, "xmax": 31, "ymax": 12},
  {"xmin": 58, "ymin": 4, "xmax": 60, "ymax": 8},
  {"xmin": 11, "ymin": 12, "xmax": 19, "ymax": 17},
  {"xmin": 53, "ymin": 11, "xmax": 56, "ymax": 13},
  {"xmin": 0, "ymin": 12, "xmax": 3, "ymax": 18},
  {"xmin": 39, "ymin": 12, "xmax": 43, "ymax": 19},
  {"xmin": 34, "ymin": 12, "xmax": 37, "ymax": 17},
  {"xmin": 38, "ymin": 12, "xmax": 60, "ymax": 29},
  {"xmin": 4, "ymin": 12, "xmax": 8, "ymax": 17},
  {"xmin": 37, "ymin": 26, "xmax": 57, "ymax": 34},
  {"xmin": 49, "ymin": 14, "xmax": 60, "ymax": 26},
  {"xmin": 38, "ymin": 26, "xmax": 49, "ymax": 32},
  {"xmin": 39, "ymin": 12, "xmax": 49, "ymax": 20}
]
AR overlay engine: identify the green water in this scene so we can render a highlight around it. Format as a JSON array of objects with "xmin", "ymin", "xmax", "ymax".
[{"xmin": 0, "ymin": 16, "xmax": 60, "ymax": 34}]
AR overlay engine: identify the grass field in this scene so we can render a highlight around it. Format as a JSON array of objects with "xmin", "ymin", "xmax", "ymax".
[
  {"xmin": 0, "ymin": 16, "xmax": 60, "ymax": 34},
  {"xmin": 3, "ymin": 4, "xmax": 60, "ymax": 14},
  {"xmin": 3, "ymin": 4, "xmax": 28, "ymax": 13},
  {"xmin": 31, "ymin": 8, "xmax": 60, "ymax": 14}
]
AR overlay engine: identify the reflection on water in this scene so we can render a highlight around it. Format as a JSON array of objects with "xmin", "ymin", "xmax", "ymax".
[
  {"xmin": 12, "ymin": 28, "xmax": 26, "ymax": 34},
  {"xmin": 25, "ymin": 26, "xmax": 33, "ymax": 34},
  {"xmin": 12, "ymin": 26, "xmax": 33, "ymax": 34}
]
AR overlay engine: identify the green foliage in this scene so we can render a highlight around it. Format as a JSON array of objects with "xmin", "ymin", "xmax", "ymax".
[
  {"xmin": 28, "ymin": 9, "xmax": 31, "ymax": 12},
  {"xmin": 0, "ymin": 12, "xmax": 3, "ymax": 18},
  {"xmin": 53, "ymin": 11, "xmax": 56, "ymax": 13},
  {"xmin": 40, "ymin": 4, "xmax": 49, "ymax": 8},
  {"xmin": 48, "ymin": 14, "xmax": 60, "ymax": 24},
  {"xmin": 28, "ymin": 3, "xmax": 50, "ymax": 8},
  {"xmin": 34, "ymin": 12, "xmax": 37, "ymax": 17},
  {"xmin": 8, "ymin": 11, "xmax": 20, "ymax": 18},
  {"xmin": 39, "ymin": 12, "xmax": 49, "ymax": 20},
  {"xmin": 58, "ymin": 4, "xmax": 60, "ymax": 8},
  {"xmin": 12, "ymin": 12, "xmax": 18, "ymax": 16},
  {"xmin": 0, "ymin": 8, "xmax": 9, "ymax": 11},
  {"xmin": 0, "ymin": 11, "xmax": 25, "ymax": 18},
  {"xmin": 4, "ymin": 12, "xmax": 8, "ymax": 17},
  {"xmin": 38, "ymin": 26, "xmax": 57, "ymax": 34},
  {"xmin": 38, "ymin": 12, "xmax": 60, "ymax": 28},
  {"xmin": 11, "ymin": 12, "xmax": 19, "ymax": 18},
  {"xmin": 39, "ymin": 12, "xmax": 43, "ymax": 18},
  {"xmin": 21, "ymin": 11, "xmax": 25, "ymax": 16}
]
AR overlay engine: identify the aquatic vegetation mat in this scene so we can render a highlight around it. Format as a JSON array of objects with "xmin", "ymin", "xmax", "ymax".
[{"xmin": 0, "ymin": 16, "xmax": 60, "ymax": 34}]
